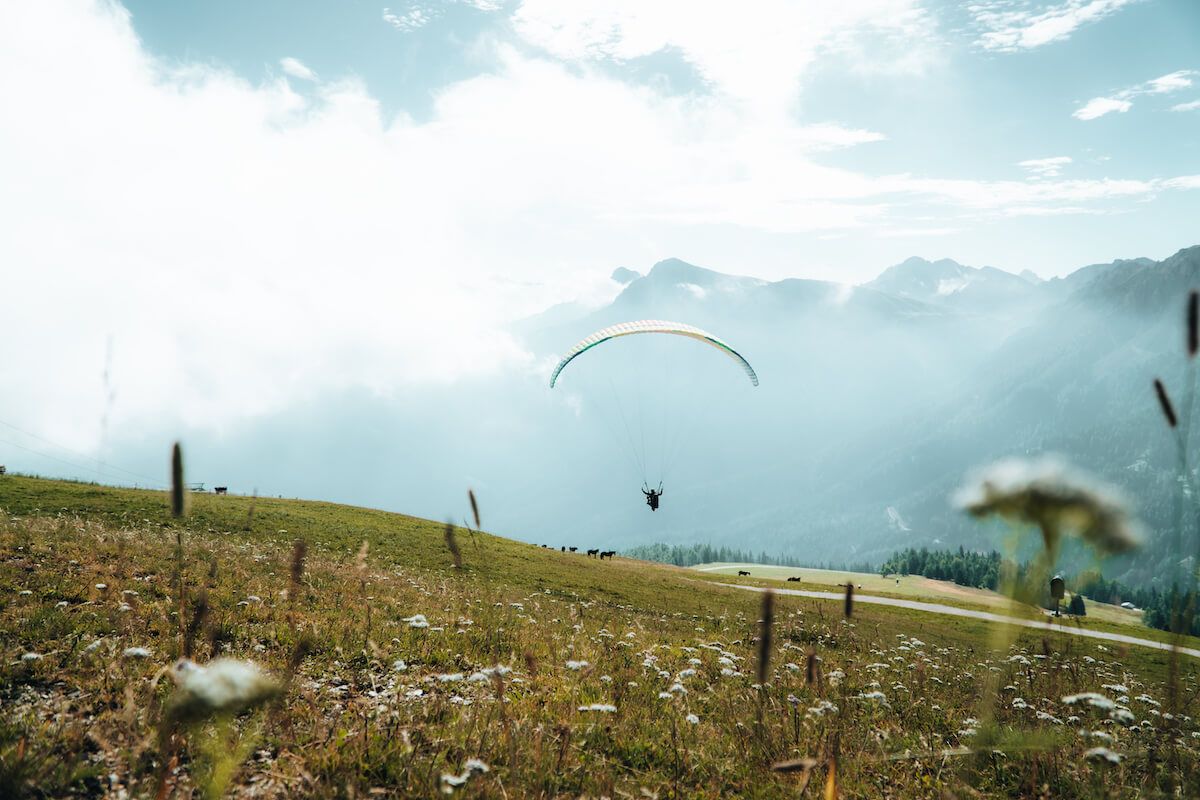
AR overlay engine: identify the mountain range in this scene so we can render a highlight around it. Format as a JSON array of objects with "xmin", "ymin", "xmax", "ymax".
[{"xmin": 511, "ymin": 245, "xmax": 1200, "ymax": 584}]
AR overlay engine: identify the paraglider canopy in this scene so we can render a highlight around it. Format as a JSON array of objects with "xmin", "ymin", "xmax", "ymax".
[{"xmin": 549, "ymin": 320, "xmax": 759, "ymax": 389}]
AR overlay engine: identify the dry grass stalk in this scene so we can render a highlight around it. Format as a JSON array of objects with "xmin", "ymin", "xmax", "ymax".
[
  {"xmin": 244, "ymin": 488, "xmax": 257, "ymax": 531},
  {"xmin": 288, "ymin": 538, "xmax": 307, "ymax": 632},
  {"xmin": 773, "ymin": 756, "xmax": 818, "ymax": 794},
  {"xmin": 170, "ymin": 443, "xmax": 185, "ymax": 518},
  {"xmin": 183, "ymin": 589, "xmax": 209, "ymax": 659},
  {"xmin": 1188, "ymin": 290, "xmax": 1198, "ymax": 358},
  {"xmin": 755, "ymin": 589, "xmax": 774, "ymax": 685},
  {"xmin": 843, "ymin": 583, "xmax": 854, "ymax": 618},
  {"xmin": 444, "ymin": 521, "xmax": 462, "ymax": 569},
  {"xmin": 1155, "ymin": 378, "xmax": 1179, "ymax": 428},
  {"xmin": 290, "ymin": 539, "xmax": 307, "ymax": 589},
  {"xmin": 356, "ymin": 539, "xmax": 371, "ymax": 643},
  {"xmin": 469, "ymin": 489, "xmax": 481, "ymax": 530}
]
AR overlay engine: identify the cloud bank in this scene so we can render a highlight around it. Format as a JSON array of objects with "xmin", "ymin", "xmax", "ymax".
[{"xmin": 0, "ymin": 0, "xmax": 1195, "ymax": 456}]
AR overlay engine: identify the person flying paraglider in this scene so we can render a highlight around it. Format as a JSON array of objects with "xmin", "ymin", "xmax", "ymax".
[
  {"xmin": 643, "ymin": 483, "xmax": 663, "ymax": 511},
  {"xmin": 548, "ymin": 320, "xmax": 758, "ymax": 509}
]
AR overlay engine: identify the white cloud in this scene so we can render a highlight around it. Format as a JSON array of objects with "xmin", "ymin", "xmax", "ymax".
[
  {"xmin": 511, "ymin": 0, "xmax": 936, "ymax": 115},
  {"xmin": 1147, "ymin": 70, "xmax": 1194, "ymax": 94},
  {"xmin": 971, "ymin": 0, "xmax": 1137, "ymax": 52},
  {"xmin": 791, "ymin": 123, "xmax": 887, "ymax": 150},
  {"xmin": 1074, "ymin": 70, "xmax": 1196, "ymax": 120},
  {"xmin": 0, "ymin": 0, "xmax": 1194, "ymax": 450},
  {"xmin": 1073, "ymin": 96, "xmax": 1132, "ymax": 120},
  {"xmin": 1018, "ymin": 156, "xmax": 1072, "ymax": 178},
  {"xmin": 280, "ymin": 57, "xmax": 316, "ymax": 82},
  {"xmin": 874, "ymin": 227, "xmax": 959, "ymax": 237},
  {"xmin": 383, "ymin": 5, "xmax": 434, "ymax": 32},
  {"xmin": 999, "ymin": 205, "xmax": 1112, "ymax": 217},
  {"xmin": 1172, "ymin": 99, "xmax": 1200, "ymax": 112},
  {"xmin": 1164, "ymin": 175, "xmax": 1200, "ymax": 190}
]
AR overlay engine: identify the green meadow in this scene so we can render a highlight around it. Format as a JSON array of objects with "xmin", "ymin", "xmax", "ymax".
[{"xmin": 2, "ymin": 475, "xmax": 1198, "ymax": 798}]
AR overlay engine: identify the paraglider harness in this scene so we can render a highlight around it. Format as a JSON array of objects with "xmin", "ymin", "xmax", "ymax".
[{"xmin": 642, "ymin": 482, "xmax": 663, "ymax": 511}]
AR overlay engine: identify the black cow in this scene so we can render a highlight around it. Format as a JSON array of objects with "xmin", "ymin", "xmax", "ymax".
[
  {"xmin": 737, "ymin": 570, "xmax": 751, "ymax": 576},
  {"xmin": 214, "ymin": 486, "xmax": 228, "ymax": 495},
  {"xmin": 787, "ymin": 576, "xmax": 801, "ymax": 582},
  {"xmin": 587, "ymin": 549, "xmax": 600, "ymax": 557},
  {"xmin": 600, "ymin": 550, "xmax": 615, "ymax": 560},
  {"xmin": 569, "ymin": 547, "xmax": 578, "ymax": 553}
]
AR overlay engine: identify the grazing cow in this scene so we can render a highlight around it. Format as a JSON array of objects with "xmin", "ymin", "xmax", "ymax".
[
  {"xmin": 787, "ymin": 576, "xmax": 801, "ymax": 582},
  {"xmin": 737, "ymin": 570, "xmax": 751, "ymax": 576},
  {"xmin": 214, "ymin": 486, "xmax": 228, "ymax": 495},
  {"xmin": 587, "ymin": 549, "xmax": 600, "ymax": 558},
  {"xmin": 561, "ymin": 546, "xmax": 565, "ymax": 552},
  {"xmin": 600, "ymin": 550, "xmax": 615, "ymax": 560},
  {"xmin": 569, "ymin": 547, "xmax": 578, "ymax": 553}
]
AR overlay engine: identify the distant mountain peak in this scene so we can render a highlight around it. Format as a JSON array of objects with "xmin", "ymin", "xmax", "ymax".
[
  {"xmin": 611, "ymin": 267, "xmax": 640, "ymax": 285},
  {"xmin": 867, "ymin": 255, "xmax": 1036, "ymax": 312},
  {"xmin": 645, "ymin": 257, "xmax": 716, "ymax": 281}
]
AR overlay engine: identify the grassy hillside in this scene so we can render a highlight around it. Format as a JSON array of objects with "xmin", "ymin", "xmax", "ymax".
[{"xmin": 2, "ymin": 475, "xmax": 1199, "ymax": 798}]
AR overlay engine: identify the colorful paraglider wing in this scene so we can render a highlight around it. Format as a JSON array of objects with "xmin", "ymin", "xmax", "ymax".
[{"xmin": 548, "ymin": 320, "xmax": 759, "ymax": 388}]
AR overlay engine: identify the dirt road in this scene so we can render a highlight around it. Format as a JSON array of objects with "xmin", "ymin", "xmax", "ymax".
[{"xmin": 718, "ymin": 582, "xmax": 1200, "ymax": 660}]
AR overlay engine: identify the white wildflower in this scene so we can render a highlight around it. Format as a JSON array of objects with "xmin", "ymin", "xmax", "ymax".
[
  {"xmin": 956, "ymin": 457, "xmax": 1140, "ymax": 555},
  {"xmin": 1084, "ymin": 746, "xmax": 1123, "ymax": 765},
  {"xmin": 1062, "ymin": 693, "xmax": 1115, "ymax": 711},
  {"xmin": 686, "ymin": 713, "xmax": 699, "ymax": 724},
  {"xmin": 578, "ymin": 703, "xmax": 617, "ymax": 712},
  {"xmin": 403, "ymin": 614, "xmax": 430, "ymax": 629},
  {"xmin": 123, "ymin": 647, "xmax": 151, "ymax": 659},
  {"xmin": 441, "ymin": 758, "xmax": 489, "ymax": 793},
  {"xmin": 167, "ymin": 658, "xmax": 281, "ymax": 722},
  {"xmin": 807, "ymin": 700, "xmax": 838, "ymax": 717},
  {"xmin": 565, "ymin": 660, "xmax": 589, "ymax": 671},
  {"xmin": 1109, "ymin": 707, "xmax": 1136, "ymax": 726}
]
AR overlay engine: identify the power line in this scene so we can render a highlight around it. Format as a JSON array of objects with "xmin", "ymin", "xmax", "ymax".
[
  {"xmin": 0, "ymin": 434, "xmax": 166, "ymax": 489},
  {"xmin": 0, "ymin": 417, "xmax": 164, "ymax": 487}
]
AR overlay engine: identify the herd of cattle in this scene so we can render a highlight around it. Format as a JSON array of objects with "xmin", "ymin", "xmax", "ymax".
[
  {"xmin": 737, "ymin": 569, "xmax": 804, "ymax": 582},
  {"xmin": 537, "ymin": 544, "xmax": 616, "ymax": 559}
]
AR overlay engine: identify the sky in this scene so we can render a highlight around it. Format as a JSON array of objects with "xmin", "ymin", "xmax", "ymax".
[{"xmin": 0, "ymin": 0, "xmax": 1198, "ymax": 486}]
